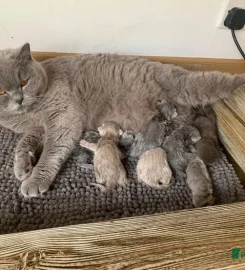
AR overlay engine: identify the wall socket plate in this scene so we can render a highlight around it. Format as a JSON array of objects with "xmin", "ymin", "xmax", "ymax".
[{"xmin": 218, "ymin": 0, "xmax": 245, "ymax": 30}]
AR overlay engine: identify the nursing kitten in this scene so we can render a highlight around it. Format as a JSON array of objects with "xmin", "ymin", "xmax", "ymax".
[
  {"xmin": 128, "ymin": 100, "xmax": 177, "ymax": 158},
  {"xmin": 80, "ymin": 121, "xmax": 127, "ymax": 189},
  {"xmin": 74, "ymin": 131, "xmax": 101, "ymax": 168},
  {"xmin": 0, "ymin": 43, "xmax": 244, "ymax": 197},
  {"xmin": 186, "ymin": 156, "xmax": 215, "ymax": 207},
  {"xmin": 193, "ymin": 105, "xmax": 221, "ymax": 164},
  {"xmin": 136, "ymin": 148, "xmax": 172, "ymax": 189}
]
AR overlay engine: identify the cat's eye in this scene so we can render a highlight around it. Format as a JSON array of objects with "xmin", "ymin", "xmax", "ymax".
[
  {"xmin": 20, "ymin": 79, "xmax": 28, "ymax": 87},
  {"xmin": 0, "ymin": 91, "xmax": 6, "ymax": 95}
]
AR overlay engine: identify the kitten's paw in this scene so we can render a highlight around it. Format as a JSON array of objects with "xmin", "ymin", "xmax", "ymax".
[
  {"xmin": 190, "ymin": 133, "xmax": 201, "ymax": 143},
  {"xmin": 119, "ymin": 130, "xmax": 135, "ymax": 149},
  {"xmin": 193, "ymin": 194, "xmax": 215, "ymax": 208},
  {"xmin": 14, "ymin": 151, "xmax": 36, "ymax": 181},
  {"xmin": 21, "ymin": 177, "xmax": 50, "ymax": 197},
  {"xmin": 95, "ymin": 173, "xmax": 128, "ymax": 190}
]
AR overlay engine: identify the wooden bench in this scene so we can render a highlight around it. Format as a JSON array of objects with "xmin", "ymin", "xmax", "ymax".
[{"xmin": 0, "ymin": 53, "xmax": 245, "ymax": 269}]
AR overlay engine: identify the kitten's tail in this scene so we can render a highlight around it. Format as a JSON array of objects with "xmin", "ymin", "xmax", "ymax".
[{"xmin": 155, "ymin": 63, "xmax": 245, "ymax": 106}]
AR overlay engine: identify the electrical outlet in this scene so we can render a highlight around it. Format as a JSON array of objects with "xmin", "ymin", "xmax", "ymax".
[{"xmin": 218, "ymin": 0, "xmax": 245, "ymax": 30}]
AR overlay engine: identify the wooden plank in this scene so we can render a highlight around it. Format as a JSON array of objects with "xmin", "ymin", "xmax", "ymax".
[
  {"xmin": 224, "ymin": 148, "xmax": 245, "ymax": 188},
  {"xmin": 224, "ymin": 85, "xmax": 245, "ymax": 126},
  {"xmin": 32, "ymin": 51, "xmax": 77, "ymax": 62},
  {"xmin": 214, "ymin": 102, "xmax": 245, "ymax": 173},
  {"xmin": 1, "ymin": 202, "xmax": 245, "ymax": 269},
  {"xmin": 32, "ymin": 51, "xmax": 245, "ymax": 74}
]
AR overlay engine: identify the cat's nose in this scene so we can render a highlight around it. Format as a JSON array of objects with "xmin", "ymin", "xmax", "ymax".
[{"xmin": 16, "ymin": 96, "xmax": 23, "ymax": 105}]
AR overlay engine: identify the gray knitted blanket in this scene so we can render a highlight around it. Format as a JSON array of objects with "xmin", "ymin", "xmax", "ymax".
[{"xmin": 0, "ymin": 126, "xmax": 244, "ymax": 234}]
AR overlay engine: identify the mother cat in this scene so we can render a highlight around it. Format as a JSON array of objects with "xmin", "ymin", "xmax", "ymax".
[{"xmin": 0, "ymin": 43, "xmax": 244, "ymax": 197}]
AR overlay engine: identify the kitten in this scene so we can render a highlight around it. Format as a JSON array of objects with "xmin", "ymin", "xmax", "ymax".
[
  {"xmin": 75, "ymin": 130, "xmax": 134, "ymax": 167},
  {"xmin": 136, "ymin": 148, "xmax": 172, "ymax": 189},
  {"xmin": 128, "ymin": 100, "xmax": 177, "ymax": 158},
  {"xmin": 80, "ymin": 121, "xmax": 128, "ymax": 189},
  {"xmin": 162, "ymin": 125, "xmax": 201, "ymax": 180},
  {"xmin": 186, "ymin": 156, "xmax": 215, "ymax": 207},
  {"xmin": 0, "ymin": 43, "xmax": 244, "ymax": 197},
  {"xmin": 74, "ymin": 131, "xmax": 101, "ymax": 168},
  {"xmin": 193, "ymin": 105, "xmax": 221, "ymax": 164}
]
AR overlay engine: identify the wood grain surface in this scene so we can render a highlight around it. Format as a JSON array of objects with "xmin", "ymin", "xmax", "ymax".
[
  {"xmin": 224, "ymin": 85, "xmax": 245, "ymax": 125},
  {"xmin": 1, "ymin": 202, "xmax": 245, "ymax": 269},
  {"xmin": 214, "ymin": 102, "xmax": 245, "ymax": 173}
]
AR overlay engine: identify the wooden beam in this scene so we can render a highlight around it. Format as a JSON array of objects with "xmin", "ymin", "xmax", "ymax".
[
  {"xmin": 1, "ymin": 202, "xmax": 245, "ymax": 269},
  {"xmin": 32, "ymin": 51, "xmax": 77, "ymax": 62},
  {"xmin": 224, "ymin": 85, "xmax": 245, "ymax": 126},
  {"xmin": 214, "ymin": 102, "xmax": 245, "ymax": 173}
]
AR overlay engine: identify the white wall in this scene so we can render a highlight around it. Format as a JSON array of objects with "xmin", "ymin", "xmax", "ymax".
[{"xmin": 0, "ymin": 0, "xmax": 245, "ymax": 59}]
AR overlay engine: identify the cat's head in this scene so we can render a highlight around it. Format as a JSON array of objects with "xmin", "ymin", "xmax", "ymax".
[
  {"xmin": 0, "ymin": 43, "xmax": 47, "ymax": 116},
  {"xmin": 98, "ymin": 121, "xmax": 123, "ymax": 138}
]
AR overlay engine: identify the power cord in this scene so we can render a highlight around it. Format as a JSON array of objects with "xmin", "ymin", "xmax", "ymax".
[
  {"xmin": 224, "ymin": 7, "xmax": 245, "ymax": 60},
  {"xmin": 231, "ymin": 29, "xmax": 245, "ymax": 59}
]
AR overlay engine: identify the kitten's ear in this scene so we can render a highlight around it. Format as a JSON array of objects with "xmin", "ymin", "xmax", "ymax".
[
  {"xmin": 16, "ymin": 43, "xmax": 32, "ymax": 62},
  {"xmin": 119, "ymin": 129, "xmax": 123, "ymax": 136}
]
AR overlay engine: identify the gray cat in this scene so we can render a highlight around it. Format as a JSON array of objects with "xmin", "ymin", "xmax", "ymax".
[{"xmin": 0, "ymin": 43, "xmax": 244, "ymax": 197}]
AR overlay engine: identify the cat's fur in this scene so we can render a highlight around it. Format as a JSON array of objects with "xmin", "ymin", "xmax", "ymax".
[
  {"xmin": 80, "ymin": 121, "xmax": 127, "ymax": 189},
  {"xmin": 0, "ymin": 43, "xmax": 244, "ymax": 197},
  {"xmin": 136, "ymin": 148, "xmax": 172, "ymax": 189}
]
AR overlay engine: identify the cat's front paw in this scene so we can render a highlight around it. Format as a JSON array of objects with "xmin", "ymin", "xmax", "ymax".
[
  {"xmin": 14, "ymin": 151, "xmax": 36, "ymax": 181},
  {"xmin": 21, "ymin": 177, "xmax": 50, "ymax": 197}
]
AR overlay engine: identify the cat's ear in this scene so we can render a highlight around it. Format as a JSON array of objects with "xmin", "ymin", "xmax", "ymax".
[{"xmin": 16, "ymin": 43, "xmax": 32, "ymax": 62}]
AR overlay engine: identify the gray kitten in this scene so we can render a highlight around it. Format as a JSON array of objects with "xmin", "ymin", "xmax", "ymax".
[
  {"xmin": 0, "ymin": 43, "xmax": 244, "ymax": 197},
  {"xmin": 161, "ymin": 124, "xmax": 201, "ymax": 180},
  {"xmin": 128, "ymin": 100, "xmax": 177, "ymax": 158},
  {"xmin": 193, "ymin": 105, "xmax": 221, "ymax": 164},
  {"xmin": 186, "ymin": 156, "xmax": 215, "ymax": 207}
]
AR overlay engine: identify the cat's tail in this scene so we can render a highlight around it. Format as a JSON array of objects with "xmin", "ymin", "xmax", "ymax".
[{"xmin": 154, "ymin": 63, "xmax": 245, "ymax": 107}]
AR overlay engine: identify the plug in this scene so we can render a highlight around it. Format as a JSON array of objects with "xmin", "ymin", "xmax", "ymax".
[{"xmin": 224, "ymin": 7, "xmax": 245, "ymax": 30}]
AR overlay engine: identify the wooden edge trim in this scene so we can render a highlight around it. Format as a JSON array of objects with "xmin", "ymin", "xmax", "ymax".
[
  {"xmin": 214, "ymin": 102, "xmax": 245, "ymax": 173},
  {"xmin": 1, "ymin": 202, "xmax": 245, "ymax": 269}
]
